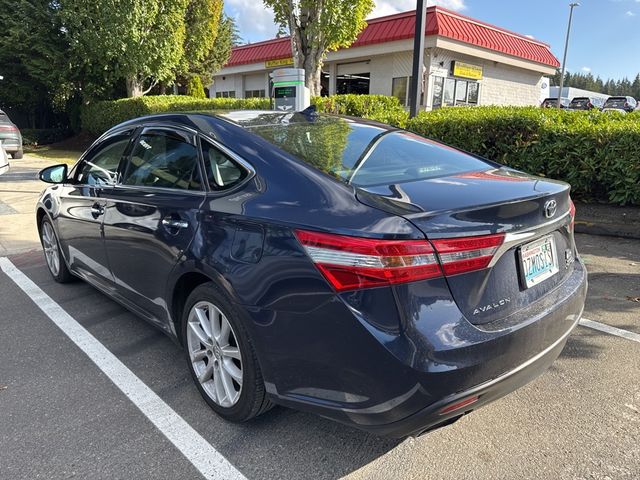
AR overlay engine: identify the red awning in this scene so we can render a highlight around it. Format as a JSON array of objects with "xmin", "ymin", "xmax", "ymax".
[{"xmin": 226, "ymin": 6, "xmax": 559, "ymax": 68}]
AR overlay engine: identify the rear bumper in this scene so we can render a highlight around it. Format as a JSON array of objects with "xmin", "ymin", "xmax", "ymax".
[{"xmin": 363, "ymin": 312, "xmax": 580, "ymax": 437}]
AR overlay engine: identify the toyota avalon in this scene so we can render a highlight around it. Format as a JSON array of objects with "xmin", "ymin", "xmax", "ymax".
[{"xmin": 36, "ymin": 111, "xmax": 587, "ymax": 437}]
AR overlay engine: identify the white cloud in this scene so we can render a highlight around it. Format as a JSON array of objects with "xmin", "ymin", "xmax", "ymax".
[
  {"xmin": 372, "ymin": 0, "xmax": 467, "ymax": 18},
  {"xmin": 626, "ymin": 10, "xmax": 636, "ymax": 16},
  {"xmin": 581, "ymin": 66, "xmax": 591, "ymax": 72},
  {"xmin": 224, "ymin": 0, "xmax": 279, "ymax": 43}
]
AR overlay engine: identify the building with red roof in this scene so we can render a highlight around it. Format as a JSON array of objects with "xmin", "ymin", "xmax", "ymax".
[{"xmin": 210, "ymin": 6, "xmax": 559, "ymax": 109}]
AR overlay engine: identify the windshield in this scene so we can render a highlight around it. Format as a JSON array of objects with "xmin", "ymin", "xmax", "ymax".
[{"xmin": 248, "ymin": 116, "xmax": 491, "ymax": 187}]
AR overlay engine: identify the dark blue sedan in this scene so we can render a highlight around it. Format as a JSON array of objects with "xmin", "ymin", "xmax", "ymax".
[{"xmin": 36, "ymin": 111, "xmax": 587, "ymax": 437}]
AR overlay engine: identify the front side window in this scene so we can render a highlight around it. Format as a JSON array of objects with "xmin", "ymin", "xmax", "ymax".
[
  {"xmin": 76, "ymin": 132, "xmax": 132, "ymax": 186},
  {"xmin": 122, "ymin": 131, "xmax": 202, "ymax": 191}
]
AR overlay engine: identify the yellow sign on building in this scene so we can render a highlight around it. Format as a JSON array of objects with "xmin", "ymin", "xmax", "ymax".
[
  {"xmin": 451, "ymin": 61, "xmax": 483, "ymax": 80},
  {"xmin": 265, "ymin": 58, "xmax": 294, "ymax": 68}
]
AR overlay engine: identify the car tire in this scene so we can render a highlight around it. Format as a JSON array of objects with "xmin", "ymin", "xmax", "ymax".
[
  {"xmin": 40, "ymin": 216, "xmax": 73, "ymax": 283},
  {"xmin": 182, "ymin": 282, "xmax": 273, "ymax": 422},
  {"xmin": 11, "ymin": 149, "xmax": 23, "ymax": 159}
]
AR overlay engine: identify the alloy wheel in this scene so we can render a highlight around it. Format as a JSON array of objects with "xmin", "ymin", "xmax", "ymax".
[
  {"xmin": 41, "ymin": 222, "xmax": 60, "ymax": 277},
  {"xmin": 186, "ymin": 301, "xmax": 243, "ymax": 408}
]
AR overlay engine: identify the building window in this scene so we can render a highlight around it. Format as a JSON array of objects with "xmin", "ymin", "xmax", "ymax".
[
  {"xmin": 392, "ymin": 77, "xmax": 409, "ymax": 106},
  {"xmin": 337, "ymin": 72, "xmax": 370, "ymax": 95},
  {"xmin": 245, "ymin": 89, "xmax": 266, "ymax": 98},
  {"xmin": 433, "ymin": 77, "xmax": 479, "ymax": 108},
  {"xmin": 215, "ymin": 91, "xmax": 236, "ymax": 98}
]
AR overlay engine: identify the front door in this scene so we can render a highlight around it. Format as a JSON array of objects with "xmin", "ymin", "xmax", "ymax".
[
  {"xmin": 102, "ymin": 127, "xmax": 205, "ymax": 329},
  {"xmin": 55, "ymin": 129, "xmax": 134, "ymax": 289}
]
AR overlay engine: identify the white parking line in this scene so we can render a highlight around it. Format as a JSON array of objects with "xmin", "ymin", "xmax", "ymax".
[
  {"xmin": 0, "ymin": 257, "xmax": 247, "ymax": 480},
  {"xmin": 580, "ymin": 318, "xmax": 640, "ymax": 344}
]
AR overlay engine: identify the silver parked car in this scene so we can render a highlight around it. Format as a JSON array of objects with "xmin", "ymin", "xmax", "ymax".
[
  {"xmin": 0, "ymin": 140, "xmax": 9, "ymax": 175},
  {"xmin": 0, "ymin": 110, "xmax": 23, "ymax": 159}
]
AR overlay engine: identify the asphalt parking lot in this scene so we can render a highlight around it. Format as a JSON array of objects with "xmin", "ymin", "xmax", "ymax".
[{"xmin": 1, "ymin": 158, "xmax": 639, "ymax": 479}]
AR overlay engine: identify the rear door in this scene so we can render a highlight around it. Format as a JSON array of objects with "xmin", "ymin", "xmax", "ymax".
[{"xmin": 101, "ymin": 126, "xmax": 205, "ymax": 328}]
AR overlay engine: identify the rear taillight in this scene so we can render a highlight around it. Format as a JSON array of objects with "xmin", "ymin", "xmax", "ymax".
[
  {"xmin": 0, "ymin": 125, "xmax": 17, "ymax": 132},
  {"xmin": 294, "ymin": 229, "xmax": 441, "ymax": 291},
  {"xmin": 569, "ymin": 198, "xmax": 576, "ymax": 233},
  {"xmin": 431, "ymin": 233, "xmax": 505, "ymax": 276}
]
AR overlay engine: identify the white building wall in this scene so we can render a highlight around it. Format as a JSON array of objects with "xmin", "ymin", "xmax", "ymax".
[
  {"xmin": 480, "ymin": 62, "xmax": 542, "ymax": 106},
  {"xmin": 244, "ymin": 73, "xmax": 267, "ymax": 92}
]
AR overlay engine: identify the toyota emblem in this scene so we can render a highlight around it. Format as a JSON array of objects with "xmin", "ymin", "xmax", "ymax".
[{"xmin": 543, "ymin": 199, "xmax": 557, "ymax": 218}]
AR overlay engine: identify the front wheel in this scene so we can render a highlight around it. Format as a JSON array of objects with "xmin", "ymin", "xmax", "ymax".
[
  {"xmin": 182, "ymin": 283, "xmax": 273, "ymax": 422},
  {"xmin": 40, "ymin": 217, "xmax": 73, "ymax": 283}
]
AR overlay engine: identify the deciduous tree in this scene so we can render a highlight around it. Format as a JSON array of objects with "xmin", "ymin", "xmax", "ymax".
[
  {"xmin": 61, "ymin": 0, "xmax": 189, "ymax": 97},
  {"xmin": 263, "ymin": 0, "xmax": 374, "ymax": 96}
]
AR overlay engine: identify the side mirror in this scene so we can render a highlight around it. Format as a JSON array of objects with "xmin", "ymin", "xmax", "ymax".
[{"xmin": 39, "ymin": 164, "xmax": 68, "ymax": 184}]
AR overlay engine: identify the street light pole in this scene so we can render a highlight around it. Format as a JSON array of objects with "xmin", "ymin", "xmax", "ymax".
[
  {"xmin": 557, "ymin": 3, "xmax": 579, "ymax": 108},
  {"xmin": 409, "ymin": 0, "xmax": 427, "ymax": 118}
]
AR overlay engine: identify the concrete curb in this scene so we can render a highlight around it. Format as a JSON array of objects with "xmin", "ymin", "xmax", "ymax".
[{"xmin": 575, "ymin": 203, "xmax": 640, "ymax": 240}]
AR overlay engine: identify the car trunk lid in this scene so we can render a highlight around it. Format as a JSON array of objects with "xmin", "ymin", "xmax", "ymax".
[{"xmin": 356, "ymin": 168, "xmax": 576, "ymax": 325}]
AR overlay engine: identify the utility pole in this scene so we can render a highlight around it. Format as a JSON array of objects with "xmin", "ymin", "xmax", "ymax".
[
  {"xmin": 409, "ymin": 0, "xmax": 427, "ymax": 118},
  {"xmin": 557, "ymin": 3, "xmax": 580, "ymax": 108}
]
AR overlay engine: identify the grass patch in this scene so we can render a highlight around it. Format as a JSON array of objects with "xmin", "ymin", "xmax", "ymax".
[
  {"xmin": 24, "ymin": 147, "xmax": 82, "ymax": 165},
  {"xmin": 24, "ymin": 132, "xmax": 96, "ymax": 165}
]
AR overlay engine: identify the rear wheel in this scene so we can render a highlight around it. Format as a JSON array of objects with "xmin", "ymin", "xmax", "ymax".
[
  {"xmin": 11, "ymin": 149, "xmax": 23, "ymax": 159},
  {"xmin": 182, "ymin": 283, "xmax": 273, "ymax": 422},
  {"xmin": 40, "ymin": 217, "xmax": 73, "ymax": 283}
]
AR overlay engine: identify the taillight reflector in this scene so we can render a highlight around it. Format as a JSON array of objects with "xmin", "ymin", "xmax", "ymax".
[
  {"xmin": 438, "ymin": 395, "xmax": 479, "ymax": 415},
  {"xmin": 431, "ymin": 233, "xmax": 505, "ymax": 276},
  {"xmin": 569, "ymin": 198, "xmax": 576, "ymax": 233},
  {"xmin": 294, "ymin": 229, "xmax": 442, "ymax": 291}
]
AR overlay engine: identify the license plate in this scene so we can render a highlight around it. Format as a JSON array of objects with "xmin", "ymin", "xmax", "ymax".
[{"xmin": 519, "ymin": 235, "xmax": 559, "ymax": 289}]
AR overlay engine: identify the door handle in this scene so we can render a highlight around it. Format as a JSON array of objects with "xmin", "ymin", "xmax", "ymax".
[
  {"xmin": 91, "ymin": 203, "xmax": 105, "ymax": 218},
  {"xmin": 162, "ymin": 217, "xmax": 189, "ymax": 230}
]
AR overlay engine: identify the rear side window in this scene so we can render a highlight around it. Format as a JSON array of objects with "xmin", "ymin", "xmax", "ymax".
[
  {"xmin": 123, "ymin": 131, "xmax": 202, "ymax": 190},
  {"xmin": 200, "ymin": 139, "xmax": 247, "ymax": 190},
  {"xmin": 76, "ymin": 132, "xmax": 131, "ymax": 186}
]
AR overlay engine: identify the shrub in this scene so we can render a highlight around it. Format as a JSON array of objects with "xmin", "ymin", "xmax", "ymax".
[
  {"xmin": 185, "ymin": 77, "xmax": 206, "ymax": 98},
  {"xmin": 407, "ymin": 106, "xmax": 640, "ymax": 205},
  {"xmin": 312, "ymin": 94, "xmax": 409, "ymax": 128}
]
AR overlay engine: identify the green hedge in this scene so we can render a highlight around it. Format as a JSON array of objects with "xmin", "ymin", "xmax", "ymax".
[
  {"xmin": 81, "ymin": 96, "xmax": 272, "ymax": 135},
  {"xmin": 81, "ymin": 97, "xmax": 640, "ymax": 205},
  {"xmin": 81, "ymin": 94, "xmax": 408, "ymax": 135},
  {"xmin": 312, "ymin": 94, "xmax": 408, "ymax": 128},
  {"xmin": 407, "ymin": 107, "xmax": 640, "ymax": 205}
]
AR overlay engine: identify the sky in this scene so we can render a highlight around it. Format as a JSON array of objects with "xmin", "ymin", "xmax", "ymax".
[{"xmin": 223, "ymin": 0, "xmax": 640, "ymax": 81}]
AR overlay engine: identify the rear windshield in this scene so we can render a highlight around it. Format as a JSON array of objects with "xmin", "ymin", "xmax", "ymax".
[
  {"xmin": 570, "ymin": 98, "xmax": 590, "ymax": 107},
  {"xmin": 249, "ymin": 117, "xmax": 490, "ymax": 187},
  {"xmin": 604, "ymin": 98, "xmax": 628, "ymax": 108}
]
